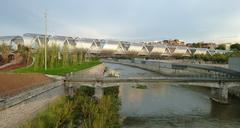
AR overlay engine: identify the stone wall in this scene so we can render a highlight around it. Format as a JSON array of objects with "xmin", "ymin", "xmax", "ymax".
[
  {"xmin": 229, "ymin": 57, "xmax": 240, "ymax": 72},
  {"xmin": 105, "ymin": 59, "xmax": 212, "ymax": 77}
]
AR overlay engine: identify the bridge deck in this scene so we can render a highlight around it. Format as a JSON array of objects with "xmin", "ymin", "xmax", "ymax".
[{"xmin": 66, "ymin": 76, "xmax": 240, "ymax": 83}]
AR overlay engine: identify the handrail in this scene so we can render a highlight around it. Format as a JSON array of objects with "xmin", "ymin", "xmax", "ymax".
[
  {"xmin": 65, "ymin": 76, "xmax": 240, "ymax": 82},
  {"xmin": 105, "ymin": 59, "xmax": 240, "ymax": 78}
]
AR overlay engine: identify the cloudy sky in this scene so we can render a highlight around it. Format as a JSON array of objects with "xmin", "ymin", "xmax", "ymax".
[{"xmin": 1, "ymin": 0, "xmax": 240, "ymax": 43}]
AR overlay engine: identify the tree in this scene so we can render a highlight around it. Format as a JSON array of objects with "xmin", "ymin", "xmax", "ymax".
[
  {"xmin": 0, "ymin": 44, "xmax": 11, "ymax": 64},
  {"xmin": 230, "ymin": 43, "xmax": 240, "ymax": 51},
  {"xmin": 216, "ymin": 44, "xmax": 226, "ymax": 50},
  {"xmin": 192, "ymin": 43, "xmax": 201, "ymax": 48}
]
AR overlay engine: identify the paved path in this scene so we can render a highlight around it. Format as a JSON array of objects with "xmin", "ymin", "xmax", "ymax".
[
  {"xmin": 70, "ymin": 64, "xmax": 105, "ymax": 79},
  {"xmin": 0, "ymin": 96, "xmax": 58, "ymax": 128},
  {"xmin": 157, "ymin": 59, "xmax": 228, "ymax": 68}
]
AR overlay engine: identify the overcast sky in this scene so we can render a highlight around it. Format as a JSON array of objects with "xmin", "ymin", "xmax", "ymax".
[{"xmin": 1, "ymin": 0, "xmax": 240, "ymax": 43}]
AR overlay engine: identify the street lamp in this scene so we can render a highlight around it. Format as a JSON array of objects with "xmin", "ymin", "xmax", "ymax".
[{"xmin": 44, "ymin": 10, "xmax": 48, "ymax": 71}]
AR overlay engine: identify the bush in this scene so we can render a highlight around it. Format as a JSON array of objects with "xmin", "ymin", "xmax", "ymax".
[
  {"xmin": 104, "ymin": 86, "xmax": 119, "ymax": 97},
  {"xmin": 21, "ymin": 97, "xmax": 76, "ymax": 128},
  {"xmin": 230, "ymin": 43, "xmax": 240, "ymax": 51},
  {"xmin": 193, "ymin": 53, "xmax": 229, "ymax": 64},
  {"xmin": 21, "ymin": 86, "xmax": 121, "ymax": 128}
]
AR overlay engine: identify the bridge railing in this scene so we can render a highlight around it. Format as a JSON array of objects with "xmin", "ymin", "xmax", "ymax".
[
  {"xmin": 65, "ymin": 73, "xmax": 104, "ymax": 81},
  {"xmin": 65, "ymin": 59, "xmax": 240, "ymax": 84},
  {"xmin": 106, "ymin": 59, "xmax": 240, "ymax": 79},
  {"xmin": 65, "ymin": 76, "xmax": 240, "ymax": 83}
]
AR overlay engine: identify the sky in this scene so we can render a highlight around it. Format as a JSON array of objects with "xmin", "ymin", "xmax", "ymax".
[{"xmin": 0, "ymin": 0, "xmax": 240, "ymax": 43}]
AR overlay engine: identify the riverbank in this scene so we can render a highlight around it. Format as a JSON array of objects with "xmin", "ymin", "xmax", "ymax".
[
  {"xmin": 0, "ymin": 60, "xmax": 101, "ymax": 97},
  {"xmin": 0, "ymin": 60, "xmax": 103, "ymax": 128},
  {"xmin": 19, "ymin": 62, "xmax": 122, "ymax": 128}
]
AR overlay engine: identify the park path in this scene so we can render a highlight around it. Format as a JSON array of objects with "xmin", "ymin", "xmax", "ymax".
[
  {"xmin": 71, "ymin": 63, "xmax": 105, "ymax": 79},
  {"xmin": 0, "ymin": 96, "xmax": 59, "ymax": 128}
]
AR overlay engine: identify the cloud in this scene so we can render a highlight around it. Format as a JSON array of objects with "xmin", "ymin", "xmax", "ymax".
[
  {"xmin": 58, "ymin": 25, "xmax": 111, "ymax": 39},
  {"xmin": 0, "ymin": 0, "xmax": 240, "ymax": 43}
]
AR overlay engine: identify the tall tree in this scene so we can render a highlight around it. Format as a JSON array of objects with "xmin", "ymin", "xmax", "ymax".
[
  {"xmin": 216, "ymin": 44, "xmax": 226, "ymax": 50},
  {"xmin": 230, "ymin": 43, "xmax": 240, "ymax": 51}
]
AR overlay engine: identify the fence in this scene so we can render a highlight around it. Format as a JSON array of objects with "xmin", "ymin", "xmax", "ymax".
[{"xmin": 0, "ymin": 81, "xmax": 63, "ymax": 110}]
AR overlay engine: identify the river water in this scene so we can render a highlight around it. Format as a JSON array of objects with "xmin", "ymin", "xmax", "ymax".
[{"xmin": 105, "ymin": 63, "xmax": 240, "ymax": 128}]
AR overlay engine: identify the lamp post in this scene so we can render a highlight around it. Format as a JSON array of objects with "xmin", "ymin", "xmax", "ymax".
[{"xmin": 44, "ymin": 10, "xmax": 48, "ymax": 71}]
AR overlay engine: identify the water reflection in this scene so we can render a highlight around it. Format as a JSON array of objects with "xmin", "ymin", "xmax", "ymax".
[
  {"xmin": 210, "ymin": 99, "xmax": 240, "ymax": 120},
  {"xmin": 105, "ymin": 62, "xmax": 240, "ymax": 128},
  {"xmin": 120, "ymin": 85, "xmax": 211, "ymax": 117}
]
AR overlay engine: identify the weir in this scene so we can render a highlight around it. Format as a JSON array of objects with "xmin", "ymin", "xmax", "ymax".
[{"xmin": 94, "ymin": 83, "xmax": 104, "ymax": 99}]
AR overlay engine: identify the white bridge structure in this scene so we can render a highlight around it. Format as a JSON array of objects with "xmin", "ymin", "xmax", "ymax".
[{"xmin": 0, "ymin": 33, "xmax": 230, "ymax": 57}]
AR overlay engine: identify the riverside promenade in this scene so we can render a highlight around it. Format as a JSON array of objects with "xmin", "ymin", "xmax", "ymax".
[{"xmin": 0, "ymin": 64, "xmax": 104, "ymax": 128}]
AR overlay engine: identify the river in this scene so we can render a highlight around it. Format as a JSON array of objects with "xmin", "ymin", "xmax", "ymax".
[{"xmin": 105, "ymin": 63, "xmax": 240, "ymax": 128}]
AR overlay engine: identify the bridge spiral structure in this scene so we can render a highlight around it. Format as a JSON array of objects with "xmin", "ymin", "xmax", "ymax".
[{"xmin": 0, "ymin": 33, "xmax": 230, "ymax": 58}]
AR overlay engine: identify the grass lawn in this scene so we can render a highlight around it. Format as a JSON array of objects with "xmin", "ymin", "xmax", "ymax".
[{"xmin": 12, "ymin": 61, "xmax": 102, "ymax": 76}]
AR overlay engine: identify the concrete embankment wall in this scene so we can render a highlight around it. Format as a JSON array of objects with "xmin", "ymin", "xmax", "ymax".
[
  {"xmin": 104, "ymin": 59, "xmax": 212, "ymax": 77},
  {"xmin": 0, "ymin": 81, "xmax": 63, "ymax": 110}
]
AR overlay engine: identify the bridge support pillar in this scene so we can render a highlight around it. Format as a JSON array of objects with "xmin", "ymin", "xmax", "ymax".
[
  {"xmin": 211, "ymin": 82, "xmax": 228, "ymax": 104},
  {"xmin": 65, "ymin": 83, "xmax": 75, "ymax": 98},
  {"xmin": 94, "ymin": 83, "xmax": 104, "ymax": 99},
  {"xmin": 131, "ymin": 58, "xmax": 135, "ymax": 63}
]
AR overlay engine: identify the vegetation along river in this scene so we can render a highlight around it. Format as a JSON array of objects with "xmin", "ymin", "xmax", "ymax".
[{"xmin": 104, "ymin": 63, "xmax": 240, "ymax": 128}]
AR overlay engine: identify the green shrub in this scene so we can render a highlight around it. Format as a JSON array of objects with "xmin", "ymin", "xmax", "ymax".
[
  {"xmin": 21, "ymin": 85, "xmax": 121, "ymax": 128},
  {"xmin": 21, "ymin": 97, "xmax": 76, "ymax": 128}
]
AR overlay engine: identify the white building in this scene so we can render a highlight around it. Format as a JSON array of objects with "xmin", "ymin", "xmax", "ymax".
[
  {"xmin": 214, "ymin": 49, "xmax": 230, "ymax": 54},
  {"xmin": 225, "ymin": 43, "xmax": 231, "ymax": 50}
]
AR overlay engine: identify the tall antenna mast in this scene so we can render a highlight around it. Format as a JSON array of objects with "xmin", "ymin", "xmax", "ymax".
[{"xmin": 44, "ymin": 10, "xmax": 48, "ymax": 71}]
